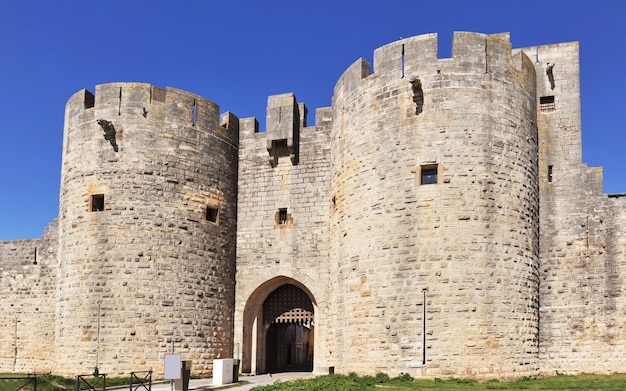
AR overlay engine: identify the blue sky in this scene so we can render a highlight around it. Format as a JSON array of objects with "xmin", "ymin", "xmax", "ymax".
[{"xmin": 0, "ymin": 0, "xmax": 625, "ymax": 240}]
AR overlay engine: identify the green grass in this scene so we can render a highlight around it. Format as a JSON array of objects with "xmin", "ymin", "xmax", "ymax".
[
  {"xmin": 5, "ymin": 372, "xmax": 626, "ymax": 391},
  {"xmin": 0, "ymin": 373, "xmax": 149, "ymax": 391},
  {"xmin": 0, "ymin": 374, "xmax": 72, "ymax": 391},
  {"xmin": 249, "ymin": 373, "xmax": 626, "ymax": 391}
]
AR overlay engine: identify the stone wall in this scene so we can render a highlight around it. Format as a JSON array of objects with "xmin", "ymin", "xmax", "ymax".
[
  {"xmin": 234, "ymin": 95, "xmax": 332, "ymax": 374},
  {"xmin": 521, "ymin": 42, "xmax": 626, "ymax": 375},
  {"xmin": 0, "ymin": 220, "xmax": 58, "ymax": 373}
]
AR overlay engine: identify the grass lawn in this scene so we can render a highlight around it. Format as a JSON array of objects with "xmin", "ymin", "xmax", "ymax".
[
  {"xmin": 249, "ymin": 373, "xmax": 626, "ymax": 391},
  {"xmin": 3, "ymin": 372, "xmax": 626, "ymax": 391},
  {"xmin": 0, "ymin": 373, "xmax": 140, "ymax": 391}
]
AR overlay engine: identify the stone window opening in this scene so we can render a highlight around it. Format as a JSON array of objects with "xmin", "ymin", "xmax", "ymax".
[
  {"xmin": 420, "ymin": 164, "xmax": 438, "ymax": 185},
  {"xmin": 401, "ymin": 44, "xmax": 405, "ymax": 78},
  {"xmin": 278, "ymin": 208, "xmax": 288, "ymax": 224},
  {"xmin": 90, "ymin": 194, "xmax": 105, "ymax": 212},
  {"xmin": 118, "ymin": 87, "xmax": 122, "ymax": 116},
  {"xmin": 548, "ymin": 165, "xmax": 553, "ymax": 183},
  {"xmin": 192, "ymin": 99, "xmax": 197, "ymax": 126},
  {"xmin": 540, "ymin": 96, "xmax": 555, "ymax": 113},
  {"xmin": 275, "ymin": 208, "xmax": 292, "ymax": 228},
  {"xmin": 206, "ymin": 206, "xmax": 219, "ymax": 224}
]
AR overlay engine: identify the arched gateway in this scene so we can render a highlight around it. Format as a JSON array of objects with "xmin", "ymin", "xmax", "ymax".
[{"xmin": 241, "ymin": 277, "xmax": 315, "ymax": 374}]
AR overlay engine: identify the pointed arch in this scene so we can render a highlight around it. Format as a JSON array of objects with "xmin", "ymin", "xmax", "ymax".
[{"xmin": 240, "ymin": 276, "xmax": 316, "ymax": 374}]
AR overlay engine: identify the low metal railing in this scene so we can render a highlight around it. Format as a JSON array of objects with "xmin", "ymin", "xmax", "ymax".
[
  {"xmin": 0, "ymin": 375, "xmax": 37, "ymax": 391},
  {"xmin": 76, "ymin": 374, "xmax": 106, "ymax": 391},
  {"xmin": 129, "ymin": 371, "xmax": 152, "ymax": 391}
]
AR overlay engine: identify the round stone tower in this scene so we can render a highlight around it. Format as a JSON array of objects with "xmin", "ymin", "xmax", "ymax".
[
  {"xmin": 328, "ymin": 32, "xmax": 539, "ymax": 378},
  {"xmin": 55, "ymin": 83, "xmax": 238, "ymax": 376}
]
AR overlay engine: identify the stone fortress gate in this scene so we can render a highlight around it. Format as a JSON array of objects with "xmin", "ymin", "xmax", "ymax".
[{"xmin": 1, "ymin": 32, "xmax": 625, "ymax": 380}]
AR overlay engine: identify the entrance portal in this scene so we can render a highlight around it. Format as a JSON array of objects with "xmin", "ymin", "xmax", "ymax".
[
  {"xmin": 264, "ymin": 284, "xmax": 314, "ymax": 372},
  {"xmin": 241, "ymin": 278, "xmax": 315, "ymax": 374}
]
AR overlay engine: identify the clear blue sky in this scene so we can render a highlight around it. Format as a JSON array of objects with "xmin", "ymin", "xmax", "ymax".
[{"xmin": 1, "ymin": 0, "xmax": 625, "ymax": 240}]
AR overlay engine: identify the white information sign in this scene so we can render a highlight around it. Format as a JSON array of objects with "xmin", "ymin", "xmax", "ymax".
[{"xmin": 164, "ymin": 354, "xmax": 181, "ymax": 380}]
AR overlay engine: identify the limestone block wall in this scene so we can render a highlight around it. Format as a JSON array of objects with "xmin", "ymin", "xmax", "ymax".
[
  {"xmin": 55, "ymin": 83, "xmax": 238, "ymax": 376},
  {"xmin": 539, "ymin": 168, "xmax": 626, "ymax": 375},
  {"xmin": 328, "ymin": 32, "xmax": 539, "ymax": 378},
  {"xmin": 0, "ymin": 220, "xmax": 58, "ymax": 373},
  {"xmin": 523, "ymin": 42, "xmax": 626, "ymax": 375},
  {"xmin": 234, "ymin": 101, "xmax": 332, "ymax": 374}
]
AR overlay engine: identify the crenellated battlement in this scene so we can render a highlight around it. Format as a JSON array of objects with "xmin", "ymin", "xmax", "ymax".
[
  {"xmin": 335, "ymin": 32, "xmax": 535, "ymax": 97},
  {"xmin": 65, "ymin": 83, "xmax": 233, "ymax": 135},
  {"xmin": 62, "ymin": 82, "xmax": 241, "ymax": 167}
]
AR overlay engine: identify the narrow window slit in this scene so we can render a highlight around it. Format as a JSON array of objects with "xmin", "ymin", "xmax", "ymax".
[
  {"xmin": 192, "ymin": 99, "xmax": 197, "ymax": 126},
  {"xmin": 548, "ymin": 165, "xmax": 553, "ymax": 182},
  {"xmin": 423, "ymin": 288, "xmax": 427, "ymax": 365},
  {"xmin": 401, "ymin": 44, "xmax": 405, "ymax": 78},
  {"xmin": 485, "ymin": 39, "xmax": 489, "ymax": 74},
  {"xmin": 118, "ymin": 88, "xmax": 122, "ymax": 116}
]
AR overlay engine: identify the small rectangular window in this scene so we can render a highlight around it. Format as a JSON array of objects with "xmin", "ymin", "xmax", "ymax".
[
  {"xmin": 420, "ymin": 165, "xmax": 438, "ymax": 185},
  {"xmin": 90, "ymin": 194, "xmax": 105, "ymax": 212},
  {"xmin": 548, "ymin": 165, "xmax": 553, "ymax": 183},
  {"xmin": 206, "ymin": 206, "xmax": 219, "ymax": 224},
  {"xmin": 540, "ymin": 96, "xmax": 555, "ymax": 113},
  {"xmin": 278, "ymin": 208, "xmax": 288, "ymax": 224}
]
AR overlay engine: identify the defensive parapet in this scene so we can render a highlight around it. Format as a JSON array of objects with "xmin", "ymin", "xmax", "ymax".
[
  {"xmin": 328, "ymin": 32, "xmax": 540, "ymax": 378},
  {"xmin": 63, "ymin": 83, "xmax": 238, "ymax": 155},
  {"xmin": 57, "ymin": 83, "xmax": 239, "ymax": 376},
  {"xmin": 373, "ymin": 32, "xmax": 534, "ymax": 78},
  {"xmin": 335, "ymin": 32, "xmax": 537, "ymax": 99}
]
